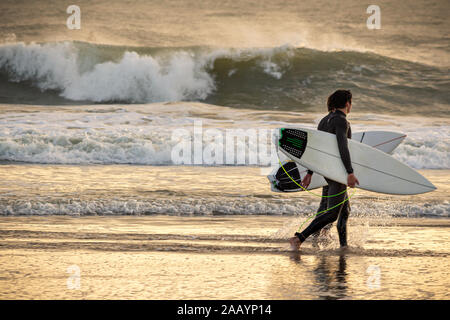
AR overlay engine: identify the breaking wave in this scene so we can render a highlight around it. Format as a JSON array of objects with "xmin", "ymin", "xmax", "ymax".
[{"xmin": 0, "ymin": 41, "xmax": 449, "ymax": 115}]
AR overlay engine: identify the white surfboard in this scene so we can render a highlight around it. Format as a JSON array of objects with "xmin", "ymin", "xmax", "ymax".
[
  {"xmin": 277, "ymin": 128, "xmax": 436, "ymax": 195},
  {"xmin": 268, "ymin": 131, "xmax": 406, "ymax": 192}
]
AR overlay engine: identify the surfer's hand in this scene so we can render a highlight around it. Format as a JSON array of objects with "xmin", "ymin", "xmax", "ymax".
[
  {"xmin": 347, "ymin": 173, "xmax": 359, "ymax": 188},
  {"xmin": 301, "ymin": 173, "xmax": 312, "ymax": 189}
]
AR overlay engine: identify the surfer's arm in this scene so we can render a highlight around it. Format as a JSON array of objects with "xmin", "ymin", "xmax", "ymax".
[{"xmin": 335, "ymin": 118, "xmax": 354, "ymax": 174}]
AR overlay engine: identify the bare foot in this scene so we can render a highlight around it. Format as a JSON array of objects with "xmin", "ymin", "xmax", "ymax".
[{"xmin": 289, "ymin": 236, "xmax": 301, "ymax": 251}]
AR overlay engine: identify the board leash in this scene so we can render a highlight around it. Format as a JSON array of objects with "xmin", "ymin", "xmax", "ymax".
[{"xmin": 277, "ymin": 157, "xmax": 356, "ymax": 232}]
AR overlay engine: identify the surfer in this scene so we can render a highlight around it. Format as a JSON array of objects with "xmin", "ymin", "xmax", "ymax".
[
  {"xmin": 290, "ymin": 90, "xmax": 359, "ymax": 250},
  {"xmin": 304, "ymin": 99, "xmax": 335, "ymax": 246}
]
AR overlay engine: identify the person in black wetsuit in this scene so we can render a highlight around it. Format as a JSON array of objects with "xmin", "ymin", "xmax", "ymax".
[
  {"xmin": 304, "ymin": 102, "xmax": 335, "ymax": 245},
  {"xmin": 290, "ymin": 90, "xmax": 359, "ymax": 250}
]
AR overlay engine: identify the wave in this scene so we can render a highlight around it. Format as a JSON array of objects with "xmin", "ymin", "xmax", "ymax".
[
  {"xmin": 0, "ymin": 105, "xmax": 448, "ymax": 168},
  {"xmin": 0, "ymin": 41, "xmax": 449, "ymax": 115},
  {"xmin": 1, "ymin": 197, "xmax": 448, "ymax": 218},
  {"xmin": 0, "ymin": 42, "xmax": 214, "ymax": 103}
]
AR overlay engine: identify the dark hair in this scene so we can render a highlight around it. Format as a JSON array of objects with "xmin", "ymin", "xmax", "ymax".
[{"xmin": 327, "ymin": 90, "xmax": 352, "ymax": 111}]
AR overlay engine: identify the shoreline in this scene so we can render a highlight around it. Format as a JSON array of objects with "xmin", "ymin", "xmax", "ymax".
[
  {"xmin": 0, "ymin": 166, "xmax": 448, "ymax": 218},
  {"xmin": 0, "ymin": 215, "xmax": 448, "ymax": 299}
]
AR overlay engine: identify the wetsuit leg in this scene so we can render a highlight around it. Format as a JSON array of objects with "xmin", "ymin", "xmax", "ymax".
[
  {"xmin": 311, "ymin": 186, "xmax": 329, "ymax": 238},
  {"xmin": 296, "ymin": 179, "xmax": 348, "ymax": 246},
  {"xmin": 336, "ymin": 192, "xmax": 350, "ymax": 247}
]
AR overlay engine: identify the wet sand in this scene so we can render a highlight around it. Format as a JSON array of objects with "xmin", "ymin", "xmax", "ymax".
[{"xmin": 0, "ymin": 215, "xmax": 449, "ymax": 299}]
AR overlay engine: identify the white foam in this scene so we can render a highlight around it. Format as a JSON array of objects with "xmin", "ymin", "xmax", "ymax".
[
  {"xmin": 0, "ymin": 42, "xmax": 300, "ymax": 103},
  {"xmin": 0, "ymin": 105, "xmax": 448, "ymax": 168},
  {"xmin": 0, "ymin": 42, "xmax": 216, "ymax": 102},
  {"xmin": 1, "ymin": 197, "xmax": 447, "ymax": 217},
  {"xmin": 351, "ymin": 121, "xmax": 450, "ymax": 169}
]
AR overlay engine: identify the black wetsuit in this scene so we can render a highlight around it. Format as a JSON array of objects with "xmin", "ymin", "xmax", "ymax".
[
  {"xmin": 296, "ymin": 110, "xmax": 352, "ymax": 247},
  {"xmin": 307, "ymin": 112, "xmax": 333, "ymax": 237}
]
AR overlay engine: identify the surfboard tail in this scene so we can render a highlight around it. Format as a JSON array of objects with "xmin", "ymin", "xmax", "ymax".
[{"xmin": 278, "ymin": 128, "xmax": 308, "ymax": 160}]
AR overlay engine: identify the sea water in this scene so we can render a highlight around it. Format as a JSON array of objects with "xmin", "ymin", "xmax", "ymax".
[{"xmin": 0, "ymin": 0, "xmax": 449, "ymax": 299}]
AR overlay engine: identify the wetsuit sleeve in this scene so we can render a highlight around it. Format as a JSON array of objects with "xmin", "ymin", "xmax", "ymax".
[{"xmin": 335, "ymin": 118, "xmax": 354, "ymax": 174}]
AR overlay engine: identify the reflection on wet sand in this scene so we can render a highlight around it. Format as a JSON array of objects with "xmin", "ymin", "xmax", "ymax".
[
  {"xmin": 0, "ymin": 216, "xmax": 449, "ymax": 299},
  {"xmin": 286, "ymin": 251, "xmax": 348, "ymax": 300}
]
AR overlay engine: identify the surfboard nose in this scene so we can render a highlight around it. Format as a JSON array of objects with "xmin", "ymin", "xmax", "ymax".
[{"xmin": 417, "ymin": 173, "xmax": 437, "ymax": 192}]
